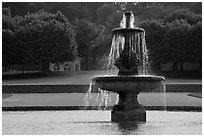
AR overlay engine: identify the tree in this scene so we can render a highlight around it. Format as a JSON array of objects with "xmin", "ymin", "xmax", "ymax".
[
  {"xmin": 16, "ymin": 20, "xmax": 77, "ymax": 71},
  {"xmin": 55, "ymin": 3, "xmax": 93, "ymax": 23},
  {"xmin": 139, "ymin": 20, "xmax": 170, "ymax": 72},
  {"xmin": 139, "ymin": 19, "xmax": 192, "ymax": 73},
  {"xmin": 2, "ymin": 8, "xmax": 18, "ymax": 31},
  {"xmin": 4, "ymin": 10, "xmax": 78, "ymax": 72},
  {"xmin": 165, "ymin": 19, "xmax": 191, "ymax": 72},
  {"xmin": 96, "ymin": 4, "xmax": 117, "ymax": 26},
  {"xmin": 2, "ymin": 29, "xmax": 24, "ymax": 71},
  {"xmin": 118, "ymin": 2, "xmax": 177, "ymax": 21},
  {"xmin": 74, "ymin": 19, "xmax": 105, "ymax": 70},
  {"xmin": 105, "ymin": 10, "xmax": 123, "ymax": 33},
  {"xmin": 90, "ymin": 34, "xmax": 112, "ymax": 69},
  {"xmin": 189, "ymin": 3, "xmax": 202, "ymax": 14},
  {"xmin": 2, "ymin": 7, "xmax": 11, "ymax": 17},
  {"xmin": 2, "ymin": 8, "xmax": 23, "ymax": 71},
  {"xmin": 164, "ymin": 9, "xmax": 201, "ymax": 25},
  {"xmin": 186, "ymin": 22, "xmax": 202, "ymax": 68},
  {"xmin": 160, "ymin": 2, "xmax": 202, "ymax": 14},
  {"xmin": 17, "ymin": 9, "xmax": 69, "ymax": 27}
]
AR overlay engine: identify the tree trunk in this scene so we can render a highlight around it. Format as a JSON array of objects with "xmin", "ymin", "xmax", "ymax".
[
  {"xmin": 40, "ymin": 61, "xmax": 50, "ymax": 72},
  {"xmin": 85, "ymin": 56, "xmax": 88, "ymax": 70},
  {"xmin": 199, "ymin": 62, "xmax": 202, "ymax": 73},
  {"xmin": 57, "ymin": 63, "xmax": 60, "ymax": 71},
  {"xmin": 22, "ymin": 65, "xmax": 25, "ymax": 74},
  {"xmin": 180, "ymin": 61, "xmax": 184, "ymax": 72},
  {"xmin": 92, "ymin": 57, "xmax": 97, "ymax": 70},
  {"xmin": 5, "ymin": 65, "xmax": 8, "ymax": 71},
  {"xmin": 173, "ymin": 61, "xmax": 179, "ymax": 73},
  {"xmin": 155, "ymin": 63, "xmax": 161, "ymax": 73}
]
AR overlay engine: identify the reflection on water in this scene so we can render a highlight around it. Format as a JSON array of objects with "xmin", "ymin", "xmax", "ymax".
[{"xmin": 116, "ymin": 122, "xmax": 140, "ymax": 135}]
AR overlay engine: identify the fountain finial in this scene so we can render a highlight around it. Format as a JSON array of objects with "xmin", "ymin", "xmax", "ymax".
[
  {"xmin": 120, "ymin": 11, "xmax": 134, "ymax": 28},
  {"xmin": 124, "ymin": 11, "xmax": 133, "ymax": 28}
]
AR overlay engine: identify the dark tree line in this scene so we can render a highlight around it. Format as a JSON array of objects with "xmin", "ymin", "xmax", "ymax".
[
  {"xmin": 139, "ymin": 9, "xmax": 202, "ymax": 72},
  {"xmin": 3, "ymin": 9, "xmax": 77, "ymax": 72},
  {"xmin": 2, "ymin": 2, "xmax": 202, "ymax": 72}
]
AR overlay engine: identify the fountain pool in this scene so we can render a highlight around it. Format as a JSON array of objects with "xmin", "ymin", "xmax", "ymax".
[{"xmin": 2, "ymin": 111, "xmax": 201, "ymax": 135}]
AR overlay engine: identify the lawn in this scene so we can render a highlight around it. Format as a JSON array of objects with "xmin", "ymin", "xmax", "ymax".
[{"xmin": 2, "ymin": 70, "xmax": 202, "ymax": 85}]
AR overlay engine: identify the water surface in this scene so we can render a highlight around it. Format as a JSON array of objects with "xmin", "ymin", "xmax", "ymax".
[{"xmin": 2, "ymin": 111, "xmax": 201, "ymax": 135}]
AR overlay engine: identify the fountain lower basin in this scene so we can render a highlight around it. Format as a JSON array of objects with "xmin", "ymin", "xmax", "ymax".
[
  {"xmin": 91, "ymin": 75, "xmax": 165, "ymax": 122},
  {"xmin": 92, "ymin": 75, "xmax": 165, "ymax": 93}
]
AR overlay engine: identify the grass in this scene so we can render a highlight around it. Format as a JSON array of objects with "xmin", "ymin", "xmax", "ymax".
[{"xmin": 2, "ymin": 70, "xmax": 202, "ymax": 85}]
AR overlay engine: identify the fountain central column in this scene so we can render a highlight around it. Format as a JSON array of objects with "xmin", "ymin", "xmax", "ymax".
[
  {"xmin": 111, "ymin": 11, "xmax": 146, "ymax": 122},
  {"xmin": 111, "ymin": 88, "xmax": 146, "ymax": 122}
]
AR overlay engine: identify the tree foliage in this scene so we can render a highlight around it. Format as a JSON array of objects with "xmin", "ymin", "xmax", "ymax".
[
  {"xmin": 16, "ymin": 19, "xmax": 77, "ymax": 64},
  {"xmin": 74, "ymin": 19, "xmax": 105, "ymax": 69},
  {"xmin": 75, "ymin": 19, "xmax": 105, "ymax": 56},
  {"xmin": 140, "ymin": 16, "xmax": 201, "ymax": 72},
  {"xmin": 2, "ymin": 2, "xmax": 202, "ymax": 72},
  {"xmin": 2, "ymin": 9, "xmax": 77, "ymax": 71},
  {"xmin": 186, "ymin": 22, "xmax": 202, "ymax": 65},
  {"xmin": 139, "ymin": 20, "xmax": 169, "ymax": 70},
  {"xmin": 164, "ymin": 9, "xmax": 201, "ymax": 25},
  {"xmin": 96, "ymin": 4, "xmax": 117, "ymax": 26},
  {"xmin": 2, "ymin": 29, "xmax": 23, "ymax": 68},
  {"xmin": 2, "ymin": 8, "xmax": 17, "ymax": 31}
]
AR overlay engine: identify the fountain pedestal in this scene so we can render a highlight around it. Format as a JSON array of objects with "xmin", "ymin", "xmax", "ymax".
[{"xmin": 111, "ymin": 92, "xmax": 146, "ymax": 122}]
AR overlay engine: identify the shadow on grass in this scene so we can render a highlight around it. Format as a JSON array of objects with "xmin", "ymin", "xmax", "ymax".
[
  {"xmin": 2, "ymin": 94, "xmax": 12, "ymax": 99},
  {"xmin": 2, "ymin": 106, "xmax": 202, "ymax": 112},
  {"xmin": 2, "ymin": 72, "xmax": 49, "ymax": 80},
  {"xmin": 2, "ymin": 71, "xmax": 74, "ymax": 80},
  {"xmin": 156, "ymin": 70, "xmax": 202, "ymax": 79}
]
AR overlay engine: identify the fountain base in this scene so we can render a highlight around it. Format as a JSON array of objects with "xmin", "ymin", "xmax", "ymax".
[
  {"xmin": 111, "ymin": 92, "xmax": 146, "ymax": 122},
  {"xmin": 111, "ymin": 107, "xmax": 146, "ymax": 122}
]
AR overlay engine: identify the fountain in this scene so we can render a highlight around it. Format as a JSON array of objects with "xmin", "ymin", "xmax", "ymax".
[{"xmin": 90, "ymin": 11, "xmax": 165, "ymax": 122}]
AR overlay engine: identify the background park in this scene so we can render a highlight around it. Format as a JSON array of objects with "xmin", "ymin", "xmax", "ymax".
[
  {"xmin": 2, "ymin": 2, "xmax": 202, "ymax": 135},
  {"xmin": 2, "ymin": 2, "xmax": 202, "ymax": 80}
]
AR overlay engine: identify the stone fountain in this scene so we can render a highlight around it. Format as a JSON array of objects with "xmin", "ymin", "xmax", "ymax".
[{"xmin": 91, "ymin": 11, "xmax": 165, "ymax": 122}]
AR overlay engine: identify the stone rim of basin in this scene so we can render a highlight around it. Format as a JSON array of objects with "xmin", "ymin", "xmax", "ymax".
[{"xmin": 92, "ymin": 75, "xmax": 165, "ymax": 82}]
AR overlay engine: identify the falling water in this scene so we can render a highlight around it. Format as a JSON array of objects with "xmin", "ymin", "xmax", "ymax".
[
  {"xmin": 163, "ymin": 81, "xmax": 167, "ymax": 111},
  {"xmin": 84, "ymin": 78, "xmax": 166, "ymax": 111},
  {"xmin": 84, "ymin": 81, "xmax": 117, "ymax": 110},
  {"xmin": 106, "ymin": 31, "xmax": 148, "ymax": 75},
  {"xmin": 106, "ymin": 34, "xmax": 125, "ymax": 75},
  {"xmin": 139, "ymin": 80, "xmax": 167, "ymax": 111}
]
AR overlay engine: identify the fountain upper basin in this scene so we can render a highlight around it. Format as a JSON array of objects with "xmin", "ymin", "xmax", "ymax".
[
  {"xmin": 112, "ymin": 28, "xmax": 144, "ymax": 34},
  {"xmin": 92, "ymin": 75, "xmax": 165, "ymax": 93}
]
